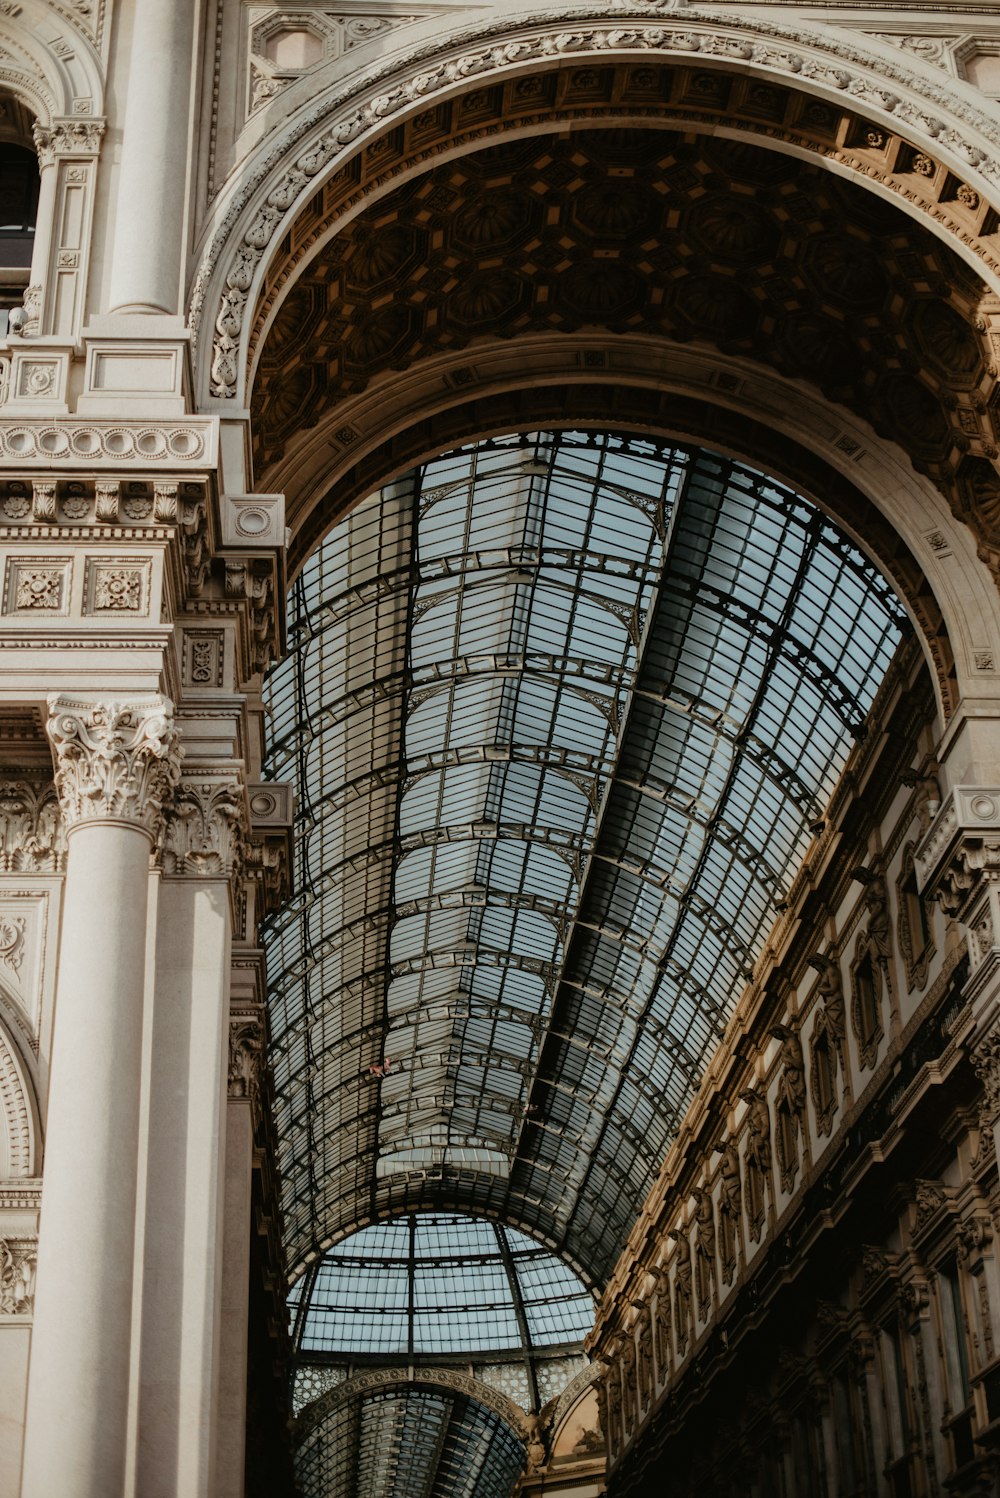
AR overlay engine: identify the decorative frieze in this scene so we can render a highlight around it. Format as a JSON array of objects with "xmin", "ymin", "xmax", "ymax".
[
  {"xmin": 0, "ymin": 419, "xmax": 216, "ymax": 464},
  {"xmin": 161, "ymin": 775, "xmax": 247, "ymax": 880},
  {"xmin": 46, "ymin": 695, "xmax": 182, "ymax": 839}
]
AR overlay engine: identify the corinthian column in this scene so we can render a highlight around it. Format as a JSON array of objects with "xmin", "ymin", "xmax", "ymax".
[{"xmin": 20, "ymin": 697, "xmax": 181, "ymax": 1498}]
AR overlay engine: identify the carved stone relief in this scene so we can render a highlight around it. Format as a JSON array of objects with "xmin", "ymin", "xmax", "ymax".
[
  {"xmin": 0, "ymin": 781, "xmax": 64, "ymax": 873},
  {"xmin": 740, "ymin": 1089, "xmax": 771, "ymax": 1241},
  {"xmin": 668, "ymin": 1228, "xmax": 693, "ymax": 1358},
  {"xmin": 0, "ymin": 1235, "xmax": 35, "ymax": 1314},
  {"xmin": 161, "ymin": 776, "xmax": 247, "ymax": 880},
  {"xmin": 4, "ymin": 558, "xmax": 70, "ymax": 615},
  {"xmin": 228, "ymin": 1011, "xmax": 264, "ymax": 1122},
  {"xmin": 46, "ymin": 696, "xmax": 182, "ymax": 839},
  {"xmin": 850, "ymin": 935, "xmax": 885, "ymax": 1072}
]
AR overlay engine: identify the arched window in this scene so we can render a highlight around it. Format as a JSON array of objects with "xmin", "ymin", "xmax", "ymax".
[
  {"xmin": 898, "ymin": 844, "xmax": 934, "ymax": 991},
  {"xmin": 0, "ymin": 142, "xmax": 39, "ymax": 266},
  {"xmin": 0, "ymin": 96, "xmax": 42, "ymax": 334},
  {"xmin": 810, "ymin": 1024, "xmax": 838, "ymax": 1138}
]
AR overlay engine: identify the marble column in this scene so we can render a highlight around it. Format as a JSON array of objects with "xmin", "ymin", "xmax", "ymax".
[
  {"xmin": 135, "ymin": 775, "xmax": 243, "ymax": 1498},
  {"xmin": 20, "ymin": 696, "xmax": 181, "ymax": 1498},
  {"xmin": 107, "ymin": 0, "xmax": 197, "ymax": 314}
]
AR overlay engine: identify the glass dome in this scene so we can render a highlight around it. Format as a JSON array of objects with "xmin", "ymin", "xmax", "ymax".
[{"xmin": 290, "ymin": 1213, "xmax": 595, "ymax": 1359}]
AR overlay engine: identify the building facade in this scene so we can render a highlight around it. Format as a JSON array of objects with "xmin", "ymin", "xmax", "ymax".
[{"xmin": 4, "ymin": 2, "xmax": 1000, "ymax": 1495}]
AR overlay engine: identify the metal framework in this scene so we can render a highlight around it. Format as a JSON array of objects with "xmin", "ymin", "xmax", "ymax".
[
  {"xmin": 294, "ymin": 1381, "xmax": 526, "ymax": 1498},
  {"xmin": 263, "ymin": 431, "xmax": 906, "ymax": 1284}
]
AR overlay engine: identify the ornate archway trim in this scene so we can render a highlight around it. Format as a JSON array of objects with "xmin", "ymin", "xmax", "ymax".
[
  {"xmin": 293, "ymin": 1366, "xmax": 531, "ymax": 1442},
  {"xmin": 191, "ymin": 8, "xmax": 1000, "ymax": 403},
  {"xmin": 0, "ymin": 1015, "xmax": 36, "ymax": 1178},
  {"xmin": 0, "ymin": 2, "xmax": 105, "ymax": 123},
  {"xmin": 550, "ymin": 1360, "xmax": 602, "ymax": 1435}
]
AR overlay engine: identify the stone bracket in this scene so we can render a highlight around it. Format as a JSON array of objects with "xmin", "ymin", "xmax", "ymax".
[{"xmin": 914, "ymin": 787, "xmax": 1000, "ymax": 919}]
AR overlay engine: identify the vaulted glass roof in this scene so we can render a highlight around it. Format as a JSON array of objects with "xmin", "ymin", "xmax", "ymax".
[
  {"xmin": 290, "ymin": 1213, "xmax": 594, "ymax": 1359},
  {"xmin": 295, "ymin": 1384, "xmax": 525, "ymax": 1498},
  {"xmin": 263, "ymin": 431, "xmax": 906, "ymax": 1285}
]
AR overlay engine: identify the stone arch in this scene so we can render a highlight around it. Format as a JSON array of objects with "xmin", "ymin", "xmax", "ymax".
[
  {"xmin": 294, "ymin": 1366, "xmax": 531, "ymax": 1442},
  {"xmin": 0, "ymin": 2, "xmax": 104, "ymax": 124},
  {"xmin": 192, "ymin": 10, "xmax": 1000, "ymax": 407},
  {"xmin": 0, "ymin": 1009, "xmax": 37, "ymax": 1178},
  {"xmin": 268, "ymin": 363, "xmax": 993, "ymax": 725}
]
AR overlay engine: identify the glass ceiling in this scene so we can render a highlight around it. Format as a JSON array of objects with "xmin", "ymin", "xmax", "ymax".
[
  {"xmin": 263, "ymin": 430, "xmax": 907, "ymax": 1286},
  {"xmin": 290, "ymin": 1212, "xmax": 594, "ymax": 1359},
  {"xmin": 295, "ymin": 1384, "xmax": 526, "ymax": 1498}
]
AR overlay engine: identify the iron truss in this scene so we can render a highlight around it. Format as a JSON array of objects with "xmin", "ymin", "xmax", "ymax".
[{"xmin": 262, "ymin": 431, "xmax": 907, "ymax": 1283}]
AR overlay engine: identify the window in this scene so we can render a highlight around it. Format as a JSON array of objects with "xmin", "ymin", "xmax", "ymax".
[
  {"xmin": 0, "ymin": 142, "xmax": 39, "ymax": 265},
  {"xmin": 897, "ymin": 846, "xmax": 933, "ymax": 992},
  {"xmin": 851, "ymin": 943, "xmax": 883, "ymax": 1070},
  {"xmin": 810, "ymin": 1025, "xmax": 837, "ymax": 1137}
]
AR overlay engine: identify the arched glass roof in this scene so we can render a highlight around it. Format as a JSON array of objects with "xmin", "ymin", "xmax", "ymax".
[
  {"xmin": 290, "ymin": 1213, "xmax": 594, "ymax": 1359},
  {"xmin": 263, "ymin": 431, "xmax": 907, "ymax": 1284},
  {"xmin": 295, "ymin": 1384, "xmax": 525, "ymax": 1498}
]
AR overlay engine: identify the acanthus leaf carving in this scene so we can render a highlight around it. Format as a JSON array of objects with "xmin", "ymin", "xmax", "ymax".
[
  {"xmin": 31, "ymin": 117, "xmax": 105, "ymax": 168},
  {"xmin": 0, "ymin": 780, "xmax": 65, "ymax": 873},
  {"xmin": 46, "ymin": 695, "xmax": 182, "ymax": 839},
  {"xmin": 228, "ymin": 1011, "xmax": 264, "ymax": 1112},
  {"xmin": 161, "ymin": 776, "xmax": 247, "ymax": 880},
  {"xmin": 0, "ymin": 1235, "xmax": 35, "ymax": 1314}
]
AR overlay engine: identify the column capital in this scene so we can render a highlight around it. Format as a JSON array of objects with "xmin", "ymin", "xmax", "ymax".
[
  {"xmin": 161, "ymin": 770, "xmax": 247, "ymax": 880},
  {"xmin": 31, "ymin": 118, "xmax": 106, "ymax": 169},
  {"xmin": 46, "ymin": 694, "xmax": 182, "ymax": 839},
  {"xmin": 228, "ymin": 1009, "xmax": 264, "ymax": 1124}
]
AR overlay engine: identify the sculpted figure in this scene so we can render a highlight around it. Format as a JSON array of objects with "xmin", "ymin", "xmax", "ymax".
[
  {"xmin": 853, "ymin": 867, "xmax": 891, "ymax": 959},
  {"xmin": 714, "ymin": 1138, "xmax": 742, "ymax": 1219},
  {"xmin": 668, "ymin": 1228, "xmax": 693, "ymax": 1352},
  {"xmin": 771, "ymin": 1023, "xmax": 806, "ymax": 1115},
  {"xmin": 900, "ymin": 763, "xmax": 941, "ymax": 835},
  {"xmin": 740, "ymin": 1088, "xmax": 771, "ymax": 1174},
  {"xmin": 808, "ymin": 954, "xmax": 845, "ymax": 1043}
]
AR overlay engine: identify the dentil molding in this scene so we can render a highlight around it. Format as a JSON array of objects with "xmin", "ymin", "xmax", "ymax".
[{"xmin": 46, "ymin": 695, "xmax": 182, "ymax": 838}]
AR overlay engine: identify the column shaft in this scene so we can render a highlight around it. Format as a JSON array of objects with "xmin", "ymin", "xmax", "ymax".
[
  {"xmin": 107, "ymin": 0, "xmax": 197, "ymax": 314},
  {"xmin": 212, "ymin": 1097, "xmax": 254, "ymax": 1498},
  {"xmin": 20, "ymin": 822, "xmax": 154, "ymax": 1498},
  {"xmin": 136, "ymin": 878, "xmax": 231, "ymax": 1498}
]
